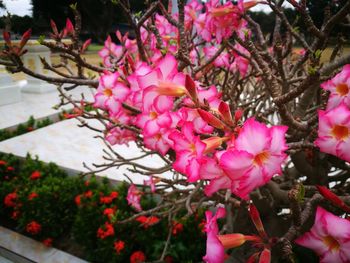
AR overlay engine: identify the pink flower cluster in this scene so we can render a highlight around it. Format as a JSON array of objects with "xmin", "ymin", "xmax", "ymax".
[
  {"xmin": 316, "ymin": 65, "xmax": 350, "ymax": 162},
  {"xmin": 94, "ymin": 51, "xmax": 288, "ymax": 200}
]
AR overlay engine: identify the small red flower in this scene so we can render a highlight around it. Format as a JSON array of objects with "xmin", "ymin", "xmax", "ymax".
[
  {"xmin": 100, "ymin": 195, "xmax": 113, "ymax": 204},
  {"xmin": 84, "ymin": 190, "xmax": 93, "ymax": 198},
  {"xmin": 42, "ymin": 238, "xmax": 53, "ymax": 247},
  {"xmin": 97, "ymin": 222, "xmax": 115, "ymax": 239},
  {"xmin": 30, "ymin": 171, "xmax": 41, "ymax": 180},
  {"xmin": 164, "ymin": 255, "xmax": 173, "ymax": 263},
  {"xmin": 172, "ymin": 221, "xmax": 184, "ymax": 236},
  {"xmin": 27, "ymin": 126, "xmax": 34, "ymax": 132},
  {"xmin": 198, "ymin": 219, "xmax": 206, "ymax": 233},
  {"xmin": 26, "ymin": 221, "xmax": 41, "ymax": 235},
  {"xmin": 28, "ymin": 192, "xmax": 39, "ymax": 200},
  {"xmin": 75, "ymin": 195, "xmax": 81, "ymax": 206},
  {"xmin": 110, "ymin": 191, "xmax": 119, "ymax": 199},
  {"xmin": 0, "ymin": 160, "xmax": 7, "ymax": 166},
  {"xmin": 114, "ymin": 240, "xmax": 125, "ymax": 254},
  {"xmin": 103, "ymin": 208, "xmax": 116, "ymax": 220},
  {"xmin": 135, "ymin": 216, "xmax": 160, "ymax": 229},
  {"xmin": 100, "ymin": 191, "xmax": 119, "ymax": 204},
  {"xmin": 7, "ymin": 166, "xmax": 15, "ymax": 172},
  {"xmin": 130, "ymin": 251, "xmax": 146, "ymax": 263},
  {"xmin": 11, "ymin": 210, "xmax": 20, "ymax": 220},
  {"xmin": 4, "ymin": 192, "xmax": 17, "ymax": 207},
  {"xmin": 84, "ymin": 180, "xmax": 90, "ymax": 187}
]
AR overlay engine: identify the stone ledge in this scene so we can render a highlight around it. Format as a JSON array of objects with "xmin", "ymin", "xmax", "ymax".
[{"xmin": 0, "ymin": 226, "xmax": 88, "ymax": 263}]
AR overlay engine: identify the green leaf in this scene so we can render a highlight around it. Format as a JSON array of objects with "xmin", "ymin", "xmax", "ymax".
[
  {"xmin": 307, "ymin": 66, "xmax": 317, "ymax": 75},
  {"xmin": 297, "ymin": 183, "xmax": 305, "ymax": 203},
  {"xmin": 314, "ymin": 49, "xmax": 322, "ymax": 59},
  {"xmin": 69, "ymin": 3, "xmax": 78, "ymax": 10},
  {"xmin": 37, "ymin": 35, "xmax": 45, "ymax": 44}
]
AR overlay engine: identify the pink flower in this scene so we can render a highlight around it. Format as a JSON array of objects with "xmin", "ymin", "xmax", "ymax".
[
  {"xmin": 321, "ymin": 65, "xmax": 350, "ymax": 110},
  {"xmin": 202, "ymin": 0, "xmax": 244, "ymax": 43},
  {"xmin": 199, "ymin": 155, "xmax": 231, "ymax": 197},
  {"xmin": 315, "ymin": 103, "xmax": 350, "ymax": 162},
  {"xmin": 105, "ymin": 127, "xmax": 136, "ymax": 146},
  {"xmin": 203, "ymin": 46, "xmax": 229, "ymax": 68},
  {"xmin": 203, "ymin": 207, "xmax": 226, "ymax": 263},
  {"xmin": 195, "ymin": 13, "xmax": 212, "ymax": 42},
  {"xmin": 185, "ymin": 0, "xmax": 203, "ymax": 30},
  {"xmin": 229, "ymin": 44, "xmax": 250, "ymax": 77},
  {"xmin": 135, "ymin": 88, "xmax": 173, "ymax": 135},
  {"xmin": 169, "ymin": 123, "xmax": 206, "ymax": 182},
  {"xmin": 143, "ymin": 176, "xmax": 159, "ymax": 193},
  {"xmin": 220, "ymin": 118, "xmax": 288, "ymax": 199},
  {"xmin": 178, "ymin": 107, "xmax": 214, "ymax": 134},
  {"xmin": 137, "ymin": 54, "xmax": 185, "ymax": 99},
  {"xmin": 183, "ymin": 85, "xmax": 222, "ymax": 109},
  {"xmin": 127, "ymin": 184, "xmax": 143, "ymax": 212},
  {"xmin": 94, "ymin": 72, "xmax": 130, "ymax": 112},
  {"xmin": 98, "ymin": 36, "xmax": 123, "ymax": 67},
  {"xmin": 295, "ymin": 206, "xmax": 350, "ymax": 263},
  {"xmin": 155, "ymin": 14, "xmax": 178, "ymax": 47}
]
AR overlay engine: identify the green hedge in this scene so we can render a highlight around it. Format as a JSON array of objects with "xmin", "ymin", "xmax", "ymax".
[
  {"xmin": 0, "ymin": 153, "xmax": 206, "ymax": 262},
  {"xmin": 0, "ymin": 116, "xmax": 52, "ymax": 142}
]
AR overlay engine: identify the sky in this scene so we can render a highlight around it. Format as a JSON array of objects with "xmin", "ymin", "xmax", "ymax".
[
  {"xmin": 0, "ymin": 0, "xmax": 32, "ymax": 16},
  {"xmin": 0, "ymin": 0, "xmax": 287, "ymax": 17}
]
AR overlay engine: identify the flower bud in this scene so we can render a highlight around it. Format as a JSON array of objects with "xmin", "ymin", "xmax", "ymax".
[
  {"xmin": 65, "ymin": 18, "xmax": 75, "ymax": 35},
  {"xmin": 81, "ymin": 38, "xmax": 91, "ymax": 53},
  {"xmin": 3, "ymin": 30, "xmax": 11, "ymax": 46},
  {"xmin": 218, "ymin": 101, "xmax": 234, "ymax": 125},
  {"xmin": 198, "ymin": 109, "xmax": 226, "ymax": 130},
  {"xmin": 19, "ymin": 28, "xmax": 32, "ymax": 49},
  {"xmin": 185, "ymin": 74, "xmax": 198, "ymax": 102},
  {"xmin": 249, "ymin": 204, "xmax": 267, "ymax": 239}
]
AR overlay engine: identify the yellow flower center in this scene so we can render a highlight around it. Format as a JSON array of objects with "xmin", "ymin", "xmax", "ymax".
[
  {"xmin": 331, "ymin": 125, "xmax": 349, "ymax": 140},
  {"xmin": 336, "ymin": 83, "xmax": 349, "ymax": 96},
  {"xmin": 103, "ymin": 88, "xmax": 113, "ymax": 97},
  {"xmin": 189, "ymin": 143, "xmax": 196, "ymax": 153},
  {"xmin": 253, "ymin": 151, "xmax": 270, "ymax": 166},
  {"xmin": 323, "ymin": 235, "xmax": 340, "ymax": 252},
  {"xmin": 149, "ymin": 111, "xmax": 158, "ymax": 120}
]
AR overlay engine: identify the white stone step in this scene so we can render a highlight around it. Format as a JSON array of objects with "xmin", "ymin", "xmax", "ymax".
[
  {"xmin": 0, "ymin": 85, "xmax": 94, "ymax": 130},
  {"xmin": 0, "ymin": 119, "xmax": 171, "ymax": 185}
]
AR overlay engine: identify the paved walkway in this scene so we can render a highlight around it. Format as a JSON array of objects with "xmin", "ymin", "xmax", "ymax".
[
  {"xmin": 0, "ymin": 83, "xmax": 94, "ymax": 130},
  {"xmin": 0, "ymin": 118, "xmax": 172, "ymax": 184}
]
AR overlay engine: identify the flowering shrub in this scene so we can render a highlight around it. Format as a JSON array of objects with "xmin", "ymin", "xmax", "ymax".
[
  {"xmin": 1, "ymin": 0, "xmax": 350, "ymax": 262},
  {"xmin": 0, "ymin": 153, "xmax": 84, "ymax": 243},
  {"xmin": 72, "ymin": 176, "xmax": 206, "ymax": 262},
  {"xmin": 0, "ymin": 153, "xmax": 206, "ymax": 262}
]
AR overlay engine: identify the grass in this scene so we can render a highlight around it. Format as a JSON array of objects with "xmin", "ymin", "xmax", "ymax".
[{"xmin": 87, "ymin": 44, "xmax": 104, "ymax": 52}]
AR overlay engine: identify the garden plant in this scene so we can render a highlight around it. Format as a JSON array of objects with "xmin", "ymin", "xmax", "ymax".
[
  {"xmin": 0, "ymin": 153, "xmax": 206, "ymax": 262},
  {"xmin": 1, "ymin": 0, "xmax": 350, "ymax": 262}
]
